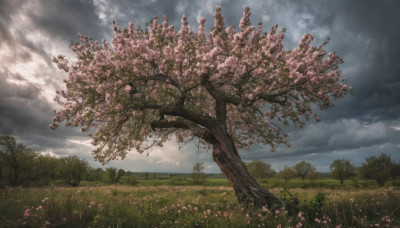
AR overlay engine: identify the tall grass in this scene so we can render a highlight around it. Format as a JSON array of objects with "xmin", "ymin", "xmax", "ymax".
[{"xmin": 1, "ymin": 186, "xmax": 399, "ymax": 227}]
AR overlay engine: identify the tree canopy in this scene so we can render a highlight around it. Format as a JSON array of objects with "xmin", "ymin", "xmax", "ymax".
[
  {"xmin": 50, "ymin": 6, "xmax": 350, "ymax": 164},
  {"xmin": 192, "ymin": 162, "xmax": 206, "ymax": 184},
  {"xmin": 330, "ymin": 159, "xmax": 356, "ymax": 185},
  {"xmin": 294, "ymin": 161, "xmax": 315, "ymax": 180},
  {"xmin": 247, "ymin": 160, "xmax": 276, "ymax": 179},
  {"xmin": 0, "ymin": 136, "xmax": 36, "ymax": 186},
  {"xmin": 358, "ymin": 153, "xmax": 398, "ymax": 186}
]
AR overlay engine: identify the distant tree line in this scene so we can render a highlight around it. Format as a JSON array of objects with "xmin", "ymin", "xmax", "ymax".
[
  {"xmin": 0, "ymin": 136, "xmax": 138, "ymax": 187},
  {"xmin": 1, "ymin": 136, "xmax": 400, "ymax": 187},
  {"xmin": 246, "ymin": 153, "xmax": 400, "ymax": 186}
]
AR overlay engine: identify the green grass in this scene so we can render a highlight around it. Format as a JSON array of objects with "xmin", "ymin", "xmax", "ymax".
[{"xmin": 1, "ymin": 185, "xmax": 399, "ymax": 227}]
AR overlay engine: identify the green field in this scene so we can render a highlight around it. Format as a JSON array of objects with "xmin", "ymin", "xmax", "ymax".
[
  {"xmin": 80, "ymin": 174, "xmax": 388, "ymax": 190},
  {"xmin": 1, "ymin": 179, "xmax": 399, "ymax": 227}
]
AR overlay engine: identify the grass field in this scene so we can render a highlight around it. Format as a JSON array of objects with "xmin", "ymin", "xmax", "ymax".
[{"xmin": 1, "ymin": 183, "xmax": 399, "ymax": 227}]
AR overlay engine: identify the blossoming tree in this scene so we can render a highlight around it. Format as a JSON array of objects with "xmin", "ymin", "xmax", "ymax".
[{"xmin": 50, "ymin": 6, "xmax": 350, "ymax": 207}]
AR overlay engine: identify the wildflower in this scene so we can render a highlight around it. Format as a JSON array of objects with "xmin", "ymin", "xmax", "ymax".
[
  {"xmin": 24, "ymin": 209, "xmax": 30, "ymax": 219},
  {"xmin": 42, "ymin": 197, "xmax": 48, "ymax": 203},
  {"xmin": 44, "ymin": 221, "xmax": 51, "ymax": 226},
  {"xmin": 36, "ymin": 205, "xmax": 43, "ymax": 211},
  {"xmin": 297, "ymin": 211, "xmax": 305, "ymax": 221}
]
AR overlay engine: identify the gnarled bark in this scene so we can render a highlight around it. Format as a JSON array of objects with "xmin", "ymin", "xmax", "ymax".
[{"xmin": 211, "ymin": 125, "xmax": 281, "ymax": 208}]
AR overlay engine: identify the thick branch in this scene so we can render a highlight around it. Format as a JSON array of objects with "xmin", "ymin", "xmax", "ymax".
[
  {"xmin": 215, "ymin": 99, "xmax": 227, "ymax": 124},
  {"xmin": 150, "ymin": 118, "xmax": 217, "ymax": 144},
  {"xmin": 204, "ymin": 83, "xmax": 241, "ymax": 105},
  {"xmin": 202, "ymin": 74, "xmax": 287, "ymax": 107},
  {"xmin": 157, "ymin": 103, "xmax": 219, "ymax": 129},
  {"xmin": 142, "ymin": 74, "xmax": 183, "ymax": 94}
]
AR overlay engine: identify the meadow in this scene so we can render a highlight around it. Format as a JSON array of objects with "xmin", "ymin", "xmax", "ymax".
[{"xmin": 1, "ymin": 178, "xmax": 399, "ymax": 227}]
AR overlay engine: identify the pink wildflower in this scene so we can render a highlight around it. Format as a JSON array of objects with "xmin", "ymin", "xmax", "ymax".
[{"xmin": 23, "ymin": 209, "xmax": 30, "ymax": 219}]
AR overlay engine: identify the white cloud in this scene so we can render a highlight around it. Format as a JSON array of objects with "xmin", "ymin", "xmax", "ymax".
[
  {"xmin": 93, "ymin": 0, "xmax": 128, "ymax": 25},
  {"xmin": 392, "ymin": 126, "xmax": 400, "ymax": 131}
]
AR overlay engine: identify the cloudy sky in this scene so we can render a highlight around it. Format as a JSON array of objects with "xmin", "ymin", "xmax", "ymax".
[{"xmin": 1, "ymin": 0, "xmax": 399, "ymax": 173}]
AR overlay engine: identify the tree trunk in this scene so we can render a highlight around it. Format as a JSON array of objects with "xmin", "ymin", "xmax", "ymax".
[{"xmin": 211, "ymin": 125, "xmax": 281, "ymax": 208}]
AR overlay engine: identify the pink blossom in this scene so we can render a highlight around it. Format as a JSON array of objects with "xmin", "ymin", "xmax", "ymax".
[
  {"xmin": 23, "ymin": 209, "xmax": 30, "ymax": 219},
  {"xmin": 124, "ymin": 85, "xmax": 132, "ymax": 93}
]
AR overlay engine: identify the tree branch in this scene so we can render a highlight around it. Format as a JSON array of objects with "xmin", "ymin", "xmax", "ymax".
[{"xmin": 150, "ymin": 118, "xmax": 217, "ymax": 144}]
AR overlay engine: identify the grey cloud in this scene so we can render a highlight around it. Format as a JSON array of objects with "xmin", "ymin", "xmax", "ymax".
[
  {"xmin": 0, "ymin": 70, "xmax": 82, "ymax": 151},
  {"xmin": 242, "ymin": 119, "xmax": 400, "ymax": 161},
  {"xmin": 27, "ymin": 0, "xmax": 103, "ymax": 41}
]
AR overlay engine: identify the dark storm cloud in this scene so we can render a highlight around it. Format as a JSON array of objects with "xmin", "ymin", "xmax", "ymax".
[
  {"xmin": 293, "ymin": 0, "xmax": 400, "ymax": 122},
  {"xmin": 26, "ymin": 0, "xmax": 103, "ymax": 40},
  {"xmin": 0, "ymin": 70, "xmax": 80, "ymax": 150},
  {"xmin": 0, "ymin": 21, "xmax": 12, "ymax": 47}
]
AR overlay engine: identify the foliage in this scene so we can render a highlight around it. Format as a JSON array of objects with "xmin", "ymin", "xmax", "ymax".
[
  {"xmin": 307, "ymin": 170, "xmax": 320, "ymax": 181},
  {"xmin": 246, "ymin": 160, "xmax": 276, "ymax": 179},
  {"xmin": 330, "ymin": 159, "xmax": 356, "ymax": 185},
  {"xmin": 358, "ymin": 153, "xmax": 398, "ymax": 186},
  {"xmin": 58, "ymin": 155, "xmax": 88, "ymax": 187},
  {"xmin": 104, "ymin": 168, "xmax": 119, "ymax": 184},
  {"xmin": 293, "ymin": 161, "xmax": 316, "ymax": 180},
  {"xmin": 29, "ymin": 154, "xmax": 58, "ymax": 186},
  {"xmin": 86, "ymin": 167, "xmax": 104, "ymax": 182},
  {"xmin": 0, "ymin": 136, "xmax": 37, "ymax": 186},
  {"xmin": 123, "ymin": 175, "xmax": 139, "ymax": 186},
  {"xmin": 278, "ymin": 166, "xmax": 296, "ymax": 182},
  {"xmin": 192, "ymin": 162, "xmax": 206, "ymax": 184}
]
